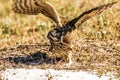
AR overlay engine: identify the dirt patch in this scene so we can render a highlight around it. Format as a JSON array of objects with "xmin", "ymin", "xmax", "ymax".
[{"xmin": 0, "ymin": 39, "xmax": 120, "ymax": 78}]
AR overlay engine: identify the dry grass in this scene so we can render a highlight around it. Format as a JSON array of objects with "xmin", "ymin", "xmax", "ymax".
[{"xmin": 0, "ymin": 0, "xmax": 120, "ymax": 79}]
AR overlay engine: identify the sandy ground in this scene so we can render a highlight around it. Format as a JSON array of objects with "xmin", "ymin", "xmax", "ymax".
[
  {"xmin": 0, "ymin": 40, "xmax": 119, "ymax": 80},
  {"xmin": 1, "ymin": 69, "xmax": 118, "ymax": 80}
]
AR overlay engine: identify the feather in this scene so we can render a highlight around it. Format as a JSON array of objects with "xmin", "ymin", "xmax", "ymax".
[
  {"xmin": 12, "ymin": 0, "xmax": 61, "ymax": 26},
  {"xmin": 65, "ymin": 1, "xmax": 119, "ymax": 31}
]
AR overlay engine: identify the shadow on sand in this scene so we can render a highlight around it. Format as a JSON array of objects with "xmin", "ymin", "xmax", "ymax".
[{"xmin": 4, "ymin": 51, "xmax": 62, "ymax": 65}]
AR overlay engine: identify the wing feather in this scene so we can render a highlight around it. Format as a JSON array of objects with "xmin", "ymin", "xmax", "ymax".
[
  {"xmin": 12, "ymin": 0, "xmax": 61, "ymax": 26},
  {"xmin": 76, "ymin": 1, "xmax": 118, "ymax": 27},
  {"xmin": 66, "ymin": 1, "xmax": 119, "ymax": 29}
]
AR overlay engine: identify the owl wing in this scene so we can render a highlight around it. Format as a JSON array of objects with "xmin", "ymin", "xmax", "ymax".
[
  {"xmin": 12, "ymin": 0, "xmax": 61, "ymax": 27},
  {"xmin": 66, "ymin": 1, "xmax": 118, "ymax": 29}
]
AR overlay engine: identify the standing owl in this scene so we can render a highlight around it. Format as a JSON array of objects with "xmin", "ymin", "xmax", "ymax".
[{"xmin": 12, "ymin": 0, "xmax": 119, "ymax": 64}]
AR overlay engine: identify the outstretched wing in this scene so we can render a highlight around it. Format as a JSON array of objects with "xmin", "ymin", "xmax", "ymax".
[
  {"xmin": 66, "ymin": 1, "xmax": 119, "ymax": 29},
  {"xmin": 12, "ymin": 0, "xmax": 61, "ymax": 27}
]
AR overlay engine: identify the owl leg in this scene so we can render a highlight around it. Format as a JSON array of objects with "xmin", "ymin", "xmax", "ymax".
[
  {"xmin": 62, "ymin": 50, "xmax": 73, "ymax": 66},
  {"xmin": 68, "ymin": 51, "xmax": 73, "ymax": 65},
  {"xmin": 66, "ymin": 44, "xmax": 74, "ymax": 66}
]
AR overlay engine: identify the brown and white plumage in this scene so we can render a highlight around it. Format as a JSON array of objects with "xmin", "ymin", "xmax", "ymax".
[
  {"xmin": 12, "ymin": 0, "xmax": 62, "ymax": 27},
  {"xmin": 12, "ymin": 0, "xmax": 119, "ymax": 64},
  {"xmin": 47, "ymin": 1, "xmax": 119, "ymax": 64},
  {"xmin": 47, "ymin": 1, "xmax": 119, "ymax": 50}
]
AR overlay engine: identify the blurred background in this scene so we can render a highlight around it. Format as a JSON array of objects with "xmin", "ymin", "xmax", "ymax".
[{"xmin": 0, "ymin": 0, "xmax": 120, "ymax": 49}]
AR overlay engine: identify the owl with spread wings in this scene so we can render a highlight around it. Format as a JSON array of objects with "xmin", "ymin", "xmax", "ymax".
[{"xmin": 12, "ymin": 0, "xmax": 119, "ymax": 64}]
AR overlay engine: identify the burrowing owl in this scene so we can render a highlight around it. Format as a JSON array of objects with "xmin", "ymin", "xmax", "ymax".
[
  {"xmin": 47, "ymin": 1, "xmax": 118, "ymax": 51},
  {"xmin": 47, "ymin": 1, "xmax": 118, "ymax": 64},
  {"xmin": 12, "ymin": 0, "xmax": 119, "ymax": 64}
]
